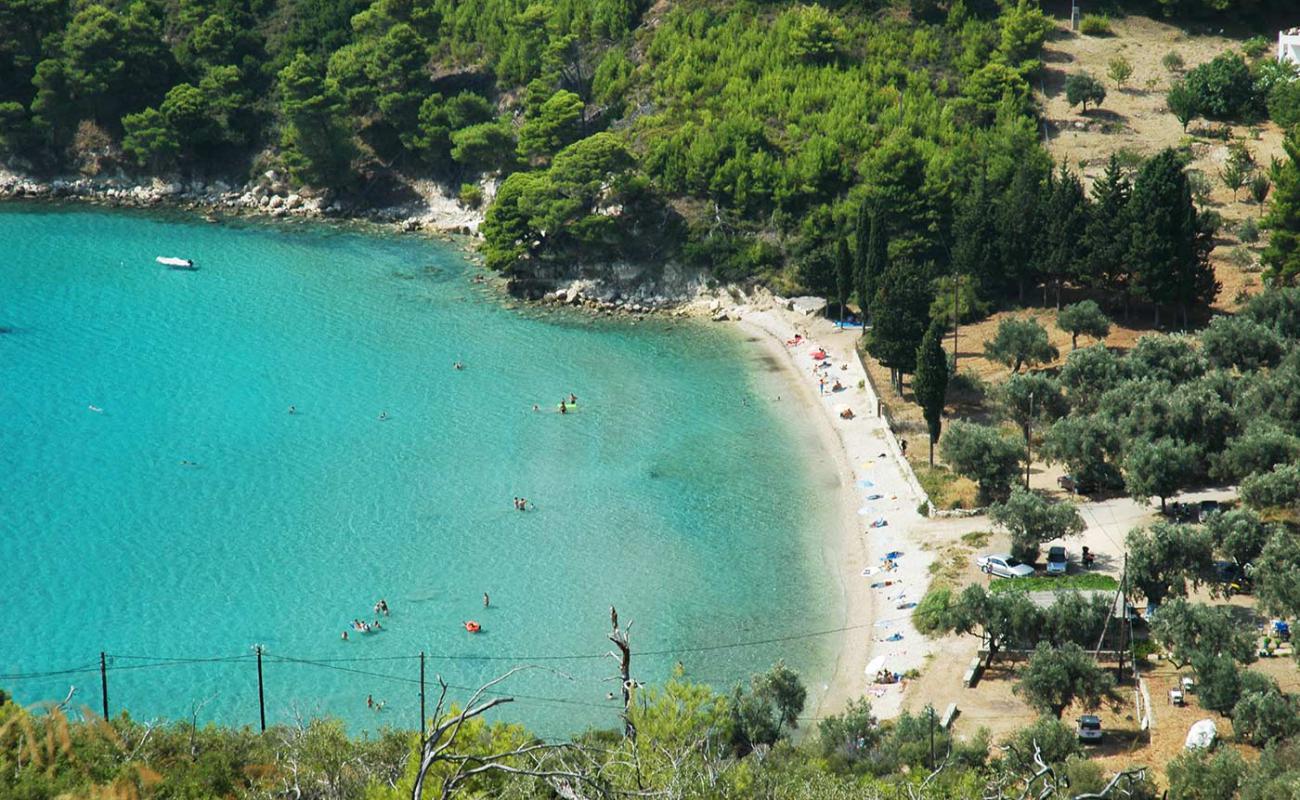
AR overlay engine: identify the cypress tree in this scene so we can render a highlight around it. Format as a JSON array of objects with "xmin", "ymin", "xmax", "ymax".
[
  {"xmin": 1262, "ymin": 131, "xmax": 1300, "ymax": 287},
  {"xmin": 866, "ymin": 259, "xmax": 932, "ymax": 393},
  {"xmin": 913, "ymin": 319, "xmax": 949, "ymax": 465},
  {"xmin": 1042, "ymin": 162, "xmax": 1088, "ymax": 309},
  {"xmin": 854, "ymin": 201, "xmax": 871, "ymax": 328},
  {"xmin": 998, "ymin": 159, "xmax": 1048, "ymax": 301},
  {"xmin": 1082, "ymin": 155, "xmax": 1132, "ymax": 316},
  {"xmin": 952, "ymin": 174, "xmax": 1001, "ymax": 297},
  {"xmin": 857, "ymin": 208, "xmax": 887, "ymax": 330},
  {"xmin": 835, "ymin": 237, "xmax": 852, "ymax": 324},
  {"xmin": 1128, "ymin": 148, "xmax": 1218, "ymax": 327}
]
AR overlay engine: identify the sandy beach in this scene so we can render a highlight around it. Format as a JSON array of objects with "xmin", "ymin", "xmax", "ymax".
[{"xmin": 731, "ymin": 302, "xmax": 936, "ymax": 720}]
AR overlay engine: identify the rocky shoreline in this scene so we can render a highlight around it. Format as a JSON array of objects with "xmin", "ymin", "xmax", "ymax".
[
  {"xmin": 0, "ymin": 170, "xmax": 484, "ymax": 236},
  {"xmin": 1, "ymin": 170, "xmax": 831, "ymax": 325}
]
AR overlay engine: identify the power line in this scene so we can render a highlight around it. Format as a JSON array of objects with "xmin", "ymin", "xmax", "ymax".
[{"xmin": 3, "ymin": 621, "xmax": 878, "ymax": 689}]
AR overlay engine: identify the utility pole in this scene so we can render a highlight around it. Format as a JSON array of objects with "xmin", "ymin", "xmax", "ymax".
[
  {"xmin": 419, "ymin": 651, "xmax": 426, "ymax": 744},
  {"xmin": 256, "ymin": 645, "xmax": 266, "ymax": 733},
  {"xmin": 99, "ymin": 652, "xmax": 109, "ymax": 720},
  {"xmin": 928, "ymin": 705, "xmax": 936, "ymax": 770},
  {"xmin": 952, "ymin": 273, "xmax": 960, "ymax": 370},
  {"xmin": 1025, "ymin": 392, "xmax": 1035, "ymax": 490}
]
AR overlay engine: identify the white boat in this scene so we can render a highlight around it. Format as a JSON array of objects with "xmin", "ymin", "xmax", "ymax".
[{"xmin": 156, "ymin": 256, "xmax": 196, "ymax": 269}]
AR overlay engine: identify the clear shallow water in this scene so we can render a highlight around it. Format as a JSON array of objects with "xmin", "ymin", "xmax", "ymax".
[{"xmin": 0, "ymin": 204, "xmax": 839, "ymax": 737}]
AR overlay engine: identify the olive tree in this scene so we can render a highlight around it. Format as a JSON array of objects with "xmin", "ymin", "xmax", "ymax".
[
  {"xmin": 1240, "ymin": 463, "xmax": 1300, "ymax": 512},
  {"xmin": 984, "ymin": 317, "xmax": 1059, "ymax": 374},
  {"xmin": 1126, "ymin": 522, "xmax": 1213, "ymax": 608},
  {"xmin": 988, "ymin": 487, "xmax": 1085, "ymax": 562},
  {"xmin": 1056, "ymin": 300, "xmax": 1110, "ymax": 350},
  {"xmin": 1151, "ymin": 599, "xmax": 1257, "ymax": 668},
  {"xmin": 940, "ymin": 420, "xmax": 1024, "ymax": 503},
  {"xmin": 1205, "ymin": 508, "xmax": 1272, "ymax": 569},
  {"xmin": 1167, "ymin": 747, "xmax": 1245, "ymax": 800},
  {"xmin": 1015, "ymin": 642, "xmax": 1115, "ymax": 718},
  {"xmin": 1123, "ymin": 436, "xmax": 1198, "ymax": 512},
  {"xmin": 1234, "ymin": 689, "xmax": 1300, "ymax": 747},
  {"xmin": 1200, "ymin": 315, "xmax": 1285, "ymax": 371}
]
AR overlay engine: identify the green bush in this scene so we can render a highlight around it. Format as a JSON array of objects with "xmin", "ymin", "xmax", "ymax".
[
  {"xmin": 458, "ymin": 182, "xmax": 484, "ymax": 209},
  {"xmin": 1184, "ymin": 52, "xmax": 1257, "ymax": 120},
  {"xmin": 1236, "ymin": 217, "xmax": 1259, "ymax": 243},
  {"xmin": 1079, "ymin": 14, "xmax": 1111, "ymax": 36},
  {"xmin": 1243, "ymin": 36, "xmax": 1271, "ymax": 60},
  {"xmin": 1163, "ymin": 51, "xmax": 1185, "ymax": 73}
]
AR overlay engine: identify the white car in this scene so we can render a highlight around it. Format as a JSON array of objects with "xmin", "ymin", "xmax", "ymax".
[{"xmin": 976, "ymin": 553, "xmax": 1036, "ymax": 579}]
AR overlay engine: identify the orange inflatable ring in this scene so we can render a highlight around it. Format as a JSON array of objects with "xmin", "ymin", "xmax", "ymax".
[{"xmin": 465, "ymin": 621, "xmax": 481, "ymax": 633}]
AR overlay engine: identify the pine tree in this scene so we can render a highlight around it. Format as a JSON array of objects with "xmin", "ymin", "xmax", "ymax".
[
  {"xmin": 997, "ymin": 159, "xmax": 1048, "ymax": 301},
  {"xmin": 835, "ymin": 237, "xmax": 852, "ymax": 324},
  {"xmin": 1042, "ymin": 162, "xmax": 1088, "ymax": 309},
  {"xmin": 1262, "ymin": 131, "xmax": 1300, "ymax": 287},
  {"xmin": 866, "ymin": 259, "xmax": 932, "ymax": 393},
  {"xmin": 1128, "ymin": 149, "xmax": 1218, "ymax": 327},
  {"xmin": 913, "ymin": 320, "xmax": 949, "ymax": 465},
  {"xmin": 1081, "ymin": 155, "xmax": 1132, "ymax": 316}
]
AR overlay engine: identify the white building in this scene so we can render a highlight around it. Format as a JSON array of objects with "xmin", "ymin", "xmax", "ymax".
[{"xmin": 1281, "ymin": 28, "xmax": 1300, "ymax": 66}]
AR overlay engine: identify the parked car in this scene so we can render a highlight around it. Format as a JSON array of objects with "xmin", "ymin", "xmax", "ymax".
[
  {"xmin": 1045, "ymin": 546, "xmax": 1069, "ymax": 576},
  {"xmin": 1078, "ymin": 715, "xmax": 1103, "ymax": 744},
  {"xmin": 976, "ymin": 553, "xmax": 1036, "ymax": 579},
  {"xmin": 1199, "ymin": 500, "xmax": 1222, "ymax": 522},
  {"xmin": 1057, "ymin": 475, "xmax": 1095, "ymax": 495}
]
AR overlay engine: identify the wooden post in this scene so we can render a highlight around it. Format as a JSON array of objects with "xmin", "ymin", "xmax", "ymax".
[
  {"xmin": 419, "ymin": 651, "xmax": 426, "ymax": 743},
  {"xmin": 99, "ymin": 652, "xmax": 109, "ymax": 720},
  {"xmin": 256, "ymin": 646, "xmax": 266, "ymax": 733}
]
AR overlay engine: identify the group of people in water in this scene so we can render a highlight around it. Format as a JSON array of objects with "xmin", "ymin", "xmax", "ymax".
[
  {"xmin": 512, "ymin": 497, "xmax": 531, "ymax": 511},
  {"xmin": 340, "ymin": 599, "xmax": 390, "ymax": 640}
]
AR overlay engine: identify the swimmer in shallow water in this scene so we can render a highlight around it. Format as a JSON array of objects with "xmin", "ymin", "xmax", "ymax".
[{"xmin": 378, "ymin": 411, "xmax": 389, "ymax": 421}]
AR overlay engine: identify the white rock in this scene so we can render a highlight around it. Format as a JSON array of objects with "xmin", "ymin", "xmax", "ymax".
[
  {"xmin": 565, "ymin": 286, "xmax": 581, "ymax": 304},
  {"xmin": 285, "ymin": 193, "xmax": 302, "ymax": 209},
  {"xmin": 267, "ymin": 195, "xmax": 284, "ymax": 209}
]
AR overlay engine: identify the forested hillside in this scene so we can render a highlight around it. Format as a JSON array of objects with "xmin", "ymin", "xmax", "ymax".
[{"xmin": 0, "ymin": 0, "xmax": 1290, "ymax": 293}]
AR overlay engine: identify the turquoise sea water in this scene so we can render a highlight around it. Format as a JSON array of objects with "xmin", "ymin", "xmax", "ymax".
[{"xmin": 0, "ymin": 204, "xmax": 839, "ymax": 737}]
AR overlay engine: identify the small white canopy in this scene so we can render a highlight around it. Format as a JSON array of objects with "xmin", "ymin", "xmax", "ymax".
[
  {"xmin": 865, "ymin": 655, "xmax": 887, "ymax": 678},
  {"xmin": 1185, "ymin": 719, "xmax": 1217, "ymax": 750}
]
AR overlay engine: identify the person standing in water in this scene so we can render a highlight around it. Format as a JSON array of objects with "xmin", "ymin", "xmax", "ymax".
[
  {"xmin": 559, "ymin": 400, "xmax": 567, "ymax": 414},
  {"xmin": 483, "ymin": 592, "xmax": 490, "ymax": 607}
]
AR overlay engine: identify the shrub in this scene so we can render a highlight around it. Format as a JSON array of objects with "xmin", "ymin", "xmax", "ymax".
[
  {"xmin": 1234, "ymin": 689, "xmax": 1300, "ymax": 747},
  {"xmin": 1107, "ymin": 55, "xmax": 1133, "ymax": 89},
  {"xmin": 1236, "ymin": 217, "xmax": 1259, "ymax": 243},
  {"xmin": 1079, "ymin": 14, "xmax": 1111, "ymax": 36},
  {"xmin": 1186, "ymin": 169, "xmax": 1213, "ymax": 203},
  {"xmin": 1230, "ymin": 247, "xmax": 1258, "ymax": 271},
  {"xmin": 458, "ymin": 182, "xmax": 484, "ymax": 208},
  {"xmin": 1268, "ymin": 79, "xmax": 1300, "ymax": 129},
  {"xmin": 1184, "ymin": 52, "xmax": 1256, "ymax": 120},
  {"xmin": 1249, "ymin": 172, "xmax": 1271, "ymax": 204},
  {"xmin": 1162, "ymin": 51, "xmax": 1185, "ymax": 73},
  {"xmin": 1243, "ymin": 36, "xmax": 1271, "ymax": 60}
]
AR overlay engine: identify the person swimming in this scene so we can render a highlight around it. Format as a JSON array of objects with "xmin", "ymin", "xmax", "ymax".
[
  {"xmin": 378, "ymin": 411, "xmax": 389, "ymax": 421},
  {"xmin": 453, "ymin": 361, "xmax": 463, "ymax": 370},
  {"xmin": 559, "ymin": 401, "xmax": 567, "ymax": 414},
  {"xmin": 288, "ymin": 405, "xmax": 296, "ymax": 415},
  {"xmin": 568, "ymin": 393, "xmax": 578, "ymax": 404}
]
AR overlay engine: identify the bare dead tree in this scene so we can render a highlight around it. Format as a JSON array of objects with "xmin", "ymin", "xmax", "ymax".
[
  {"xmin": 410, "ymin": 666, "xmax": 597, "ymax": 800},
  {"xmin": 608, "ymin": 606, "xmax": 635, "ymax": 742},
  {"xmin": 1073, "ymin": 768, "xmax": 1149, "ymax": 799}
]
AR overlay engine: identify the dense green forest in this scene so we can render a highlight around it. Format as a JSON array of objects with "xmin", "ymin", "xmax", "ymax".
[{"xmin": 2, "ymin": 0, "xmax": 1298, "ymax": 300}]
